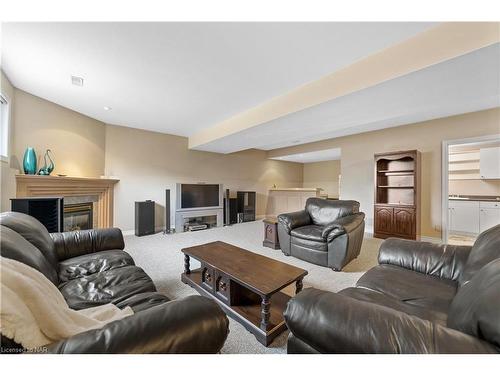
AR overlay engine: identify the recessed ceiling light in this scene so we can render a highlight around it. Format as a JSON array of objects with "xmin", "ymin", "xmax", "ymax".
[
  {"xmin": 103, "ymin": 106, "xmax": 112, "ymax": 111},
  {"xmin": 71, "ymin": 75, "xmax": 84, "ymax": 86}
]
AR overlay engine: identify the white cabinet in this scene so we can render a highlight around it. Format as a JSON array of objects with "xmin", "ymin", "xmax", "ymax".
[
  {"xmin": 449, "ymin": 200, "xmax": 480, "ymax": 235},
  {"xmin": 480, "ymin": 147, "xmax": 500, "ymax": 179},
  {"xmin": 479, "ymin": 201, "xmax": 500, "ymax": 232}
]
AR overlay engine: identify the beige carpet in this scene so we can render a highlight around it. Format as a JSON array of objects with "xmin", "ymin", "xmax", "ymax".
[{"xmin": 123, "ymin": 220, "xmax": 383, "ymax": 354}]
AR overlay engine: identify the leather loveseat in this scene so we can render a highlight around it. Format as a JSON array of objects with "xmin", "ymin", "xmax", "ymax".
[
  {"xmin": 277, "ymin": 198, "xmax": 365, "ymax": 271},
  {"xmin": 0, "ymin": 211, "xmax": 229, "ymax": 353},
  {"xmin": 284, "ymin": 224, "xmax": 500, "ymax": 353}
]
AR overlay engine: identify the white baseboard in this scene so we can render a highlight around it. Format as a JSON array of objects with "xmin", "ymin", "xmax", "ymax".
[
  {"xmin": 420, "ymin": 236, "xmax": 442, "ymax": 244},
  {"xmin": 364, "ymin": 225, "xmax": 441, "ymax": 243}
]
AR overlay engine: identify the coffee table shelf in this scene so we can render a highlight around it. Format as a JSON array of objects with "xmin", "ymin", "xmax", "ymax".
[{"xmin": 181, "ymin": 241, "xmax": 307, "ymax": 346}]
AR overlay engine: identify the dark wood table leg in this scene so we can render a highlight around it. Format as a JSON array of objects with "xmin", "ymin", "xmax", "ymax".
[
  {"xmin": 184, "ymin": 254, "xmax": 191, "ymax": 274},
  {"xmin": 295, "ymin": 279, "xmax": 303, "ymax": 294},
  {"xmin": 260, "ymin": 296, "xmax": 270, "ymax": 331}
]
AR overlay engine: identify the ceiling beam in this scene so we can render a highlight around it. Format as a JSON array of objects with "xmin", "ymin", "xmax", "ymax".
[{"xmin": 189, "ymin": 22, "xmax": 500, "ymax": 151}]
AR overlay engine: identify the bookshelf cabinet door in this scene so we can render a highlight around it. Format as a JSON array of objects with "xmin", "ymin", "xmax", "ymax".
[
  {"xmin": 393, "ymin": 208, "xmax": 415, "ymax": 238},
  {"xmin": 374, "ymin": 206, "xmax": 393, "ymax": 234}
]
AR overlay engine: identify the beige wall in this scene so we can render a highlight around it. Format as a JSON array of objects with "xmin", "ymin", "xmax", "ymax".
[
  {"xmin": 269, "ymin": 108, "xmax": 500, "ymax": 238},
  {"xmin": 105, "ymin": 124, "xmax": 303, "ymax": 231},
  {"xmin": 3, "ymin": 73, "xmax": 498, "ymax": 237},
  {"xmin": 449, "ymin": 179, "xmax": 500, "ymax": 196},
  {"xmin": 1, "ymin": 71, "xmax": 16, "ymax": 212},
  {"xmin": 303, "ymin": 160, "xmax": 340, "ymax": 198},
  {"xmin": 11, "ymin": 90, "xmax": 106, "ymax": 178}
]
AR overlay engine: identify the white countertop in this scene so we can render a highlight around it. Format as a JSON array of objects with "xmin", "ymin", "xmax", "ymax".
[{"xmin": 269, "ymin": 187, "xmax": 322, "ymax": 192}]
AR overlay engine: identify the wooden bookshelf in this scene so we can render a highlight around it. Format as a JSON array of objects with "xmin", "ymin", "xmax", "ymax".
[{"xmin": 374, "ymin": 150, "xmax": 421, "ymax": 240}]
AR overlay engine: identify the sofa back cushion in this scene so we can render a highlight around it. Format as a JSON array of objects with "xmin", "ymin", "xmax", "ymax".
[
  {"xmin": 447, "ymin": 258, "xmax": 500, "ymax": 347},
  {"xmin": 0, "ymin": 225, "xmax": 59, "ymax": 285},
  {"xmin": 458, "ymin": 224, "xmax": 500, "ymax": 286},
  {"xmin": 0, "ymin": 212, "xmax": 59, "ymax": 269},
  {"xmin": 305, "ymin": 198, "xmax": 360, "ymax": 226}
]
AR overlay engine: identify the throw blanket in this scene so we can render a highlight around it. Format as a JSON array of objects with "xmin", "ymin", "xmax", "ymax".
[{"xmin": 0, "ymin": 257, "xmax": 133, "ymax": 349}]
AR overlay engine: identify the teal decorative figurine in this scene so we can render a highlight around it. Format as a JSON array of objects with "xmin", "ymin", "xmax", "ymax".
[
  {"xmin": 38, "ymin": 149, "xmax": 55, "ymax": 175},
  {"xmin": 23, "ymin": 147, "xmax": 37, "ymax": 175}
]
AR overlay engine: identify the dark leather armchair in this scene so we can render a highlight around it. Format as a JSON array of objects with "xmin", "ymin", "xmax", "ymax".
[
  {"xmin": 284, "ymin": 224, "xmax": 500, "ymax": 354},
  {"xmin": 0, "ymin": 211, "xmax": 229, "ymax": 353},
  {"xmin": 277, "ymin": 198, "xmax": 365, "ymax": 271}
]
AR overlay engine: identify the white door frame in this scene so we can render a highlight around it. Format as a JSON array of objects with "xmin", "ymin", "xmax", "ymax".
[{"xmin": 441, "ymin": 133, "xmax": 500, "ymax": 243}]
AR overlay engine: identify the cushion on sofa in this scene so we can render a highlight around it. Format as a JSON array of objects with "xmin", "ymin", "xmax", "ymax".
[
  {"xmin": 114, "ymin": 292, "xmax": 171, "ymax": 313},
  {"xmin": 58, "ymin": 250, "xmax": 135, "ymax": 282},
  {"xmin": 339, "ymin": 287, "xmax": 448, "ymax": 325},
  {"xmin": 356, "ymin": 264, "xmax": 457, "ymax": 314},
  {"xmin": 0, "ymin": 212, "xmax": 59, "ymax": 269},
  {"xmin": 0, "ymin": 225, "xmax": 59, "ymax": 285},
  {"xmin": 447, "ymin": 258, "xmax": 500, "ymax": 347},
  {"xmin": 51, "ymin": 227, "xmax": 125, "ymax": 261},
  {"xmin": 59, "ymin": 265, "xmax": 157, "ymax": 310},
  {"xmin": 458, "ymin": 224, "xmax": 500, "ymax": 286}
]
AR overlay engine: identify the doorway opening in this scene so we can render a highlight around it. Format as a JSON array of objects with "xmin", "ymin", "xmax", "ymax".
[{"xmin": 441, "ymin": 134, "xmax": 500, "ymax": 245}]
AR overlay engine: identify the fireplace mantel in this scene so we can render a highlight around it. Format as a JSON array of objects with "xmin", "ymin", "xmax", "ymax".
[{"xmin": 15, "ymin": 175, "xmax": 119, "ymax": 228}]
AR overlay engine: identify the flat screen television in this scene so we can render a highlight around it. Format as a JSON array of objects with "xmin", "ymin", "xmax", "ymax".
[{"xmin": 177, "ymin": 183, "xmax": 222, "ymax": 209}]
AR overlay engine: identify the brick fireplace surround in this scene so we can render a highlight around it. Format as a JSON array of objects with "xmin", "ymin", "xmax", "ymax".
[{"xmin": 15, "ymin": 175, "xmax": 119, "ymax": 228}]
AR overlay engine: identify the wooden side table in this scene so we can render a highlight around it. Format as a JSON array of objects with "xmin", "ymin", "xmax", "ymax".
[{"xmin": 263, "ymin": 217, "xmax": 280, "ymax": 249}]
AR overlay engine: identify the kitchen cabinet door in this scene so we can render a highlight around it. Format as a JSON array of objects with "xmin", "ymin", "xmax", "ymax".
[
  {"xmin": 479, "ymin": 202, "xmax": 500, "ymax": 232},
  {"xmin": 449, "ymin": 200, "xmax": 480, "ymax": 235},
  {"xmin": 480, "ymin": 147, "xmax": 500, "ymax": 179}
]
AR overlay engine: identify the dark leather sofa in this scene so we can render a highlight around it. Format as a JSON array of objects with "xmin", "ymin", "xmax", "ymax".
[
  {"xmin": 277, "ymin": 198, "xmax": 365, "ymax": 271},
  {"xmin": 0, "ymin": 211, "xmax": 229, "ymax": 353},
  {"xmin": 284, "ymin": 224, "xmax": 500, "ymax": 353}
]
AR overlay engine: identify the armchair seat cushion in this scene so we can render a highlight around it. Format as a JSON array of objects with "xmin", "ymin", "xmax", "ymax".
[
  {"xmin": 58, "ymin": 250, "xmax": 135, "ymax": 283},
  {"xmin": 59, "ymin": 265, "xmax": 157, "ymax": 310},
  {"xmin": 291, "ymin": 225, "xmax": 325, "ymax": 242},
  {"xmin": 357, "ymin": 264, "xmax": 457, "ymax": 314},
  {"xmin": 291, "ymin": 236, "xmax": 328, "ymax": 252}
]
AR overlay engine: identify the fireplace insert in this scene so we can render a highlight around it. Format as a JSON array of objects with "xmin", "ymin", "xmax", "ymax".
[{"xmin": 64, "ymin": 202, "xmax": 93, "ymax": 231}]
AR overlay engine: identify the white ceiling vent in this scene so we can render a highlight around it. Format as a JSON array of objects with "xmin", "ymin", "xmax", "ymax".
[{"xmin": 71, "ymin": 75, "xmax": 84, "ymax": 86}]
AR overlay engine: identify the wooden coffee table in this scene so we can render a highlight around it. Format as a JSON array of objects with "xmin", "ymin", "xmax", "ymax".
[{"xmin": 181, "ymin": 241, "xmax": 308, "ymax": 346}]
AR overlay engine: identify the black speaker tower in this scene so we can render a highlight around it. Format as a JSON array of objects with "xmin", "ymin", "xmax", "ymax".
[
  {"xmin": 164, "ymin": 189, "xmax": 172, "ymax": 234},
  {"xmin": 224, "ymin": 188, "xmax": 231, "ymax": 226},
  {"xmin": 135, "ymin": 200, "xmax": 155, "ymax": 236}
]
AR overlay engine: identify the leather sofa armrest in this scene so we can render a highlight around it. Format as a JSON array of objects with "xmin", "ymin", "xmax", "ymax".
[
  {"xmin": 321, "ymin": 212, "xmax": 365, "ymax": 242},
  {"xmin": 284, "ymin": 288, "xmax": 498, "ymax": 354},
  {"xmin": 277, "ymin": 210, "xmax": 311, "ymax": 234},
  {"xmin": 45, "ymin": 295, "xmax": 229, "ymax": 354},
  {"xmin": 51, "ymin": 228, "xmax": 125, "ymax": 261},
  {"xmin": 378, "ymin": 238, "xmax": 471, "ymax": 281}
]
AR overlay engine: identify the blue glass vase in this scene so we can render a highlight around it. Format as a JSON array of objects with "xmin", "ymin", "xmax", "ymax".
[{"xmin": 23, "ymin": 147, "xmax": 37, "ymax": 175}]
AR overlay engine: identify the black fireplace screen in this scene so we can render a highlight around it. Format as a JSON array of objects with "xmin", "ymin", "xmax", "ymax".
[{"xmin": 63, "ymin": 203, "xmax": 93, "ymax": 231}]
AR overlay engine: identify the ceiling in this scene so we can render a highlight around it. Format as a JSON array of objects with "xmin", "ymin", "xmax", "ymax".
[
  {"xmin": 270, "ymin": 148, "xmax": 341, "ymax": 163},
  {"xmin": 2, "ymin": 22, "xmax": 498, "ymax": 155},
  {"xmin": 199, "ymin": 43, "xmax": 500, "ymax": 153},
  {"xmin": 2, "ymin": 22, "xmax": 436, "ymax": 138}
]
